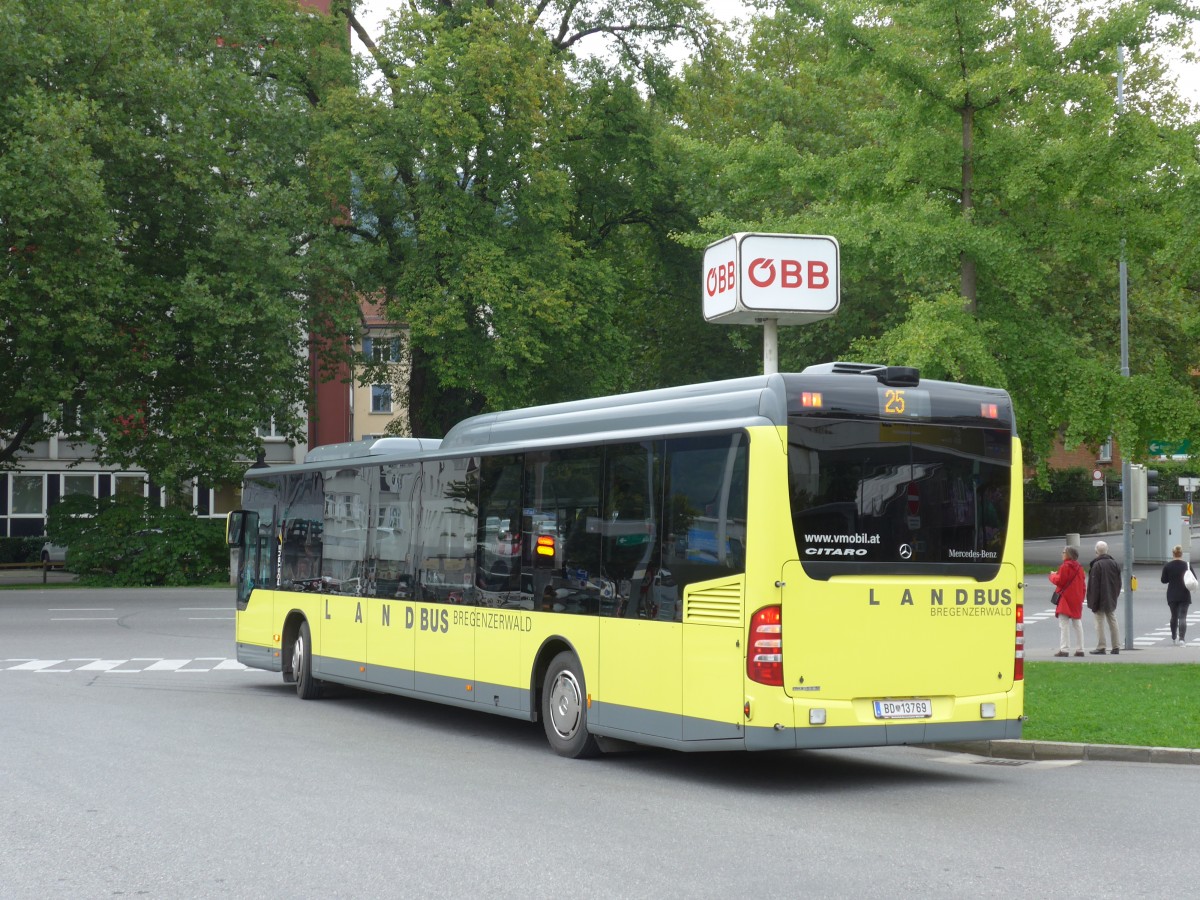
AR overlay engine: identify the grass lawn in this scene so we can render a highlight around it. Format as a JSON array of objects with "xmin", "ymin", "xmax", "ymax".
[{"xmin": 1024, "ymin": 662, "xmax": 1200, "ymax": 748}]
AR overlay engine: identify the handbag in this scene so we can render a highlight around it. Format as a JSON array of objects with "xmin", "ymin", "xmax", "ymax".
[
  {"xmin": 1184, "ymin": 566, "xmax": 1198, "ymax": 592},
  {"xmin": 1050, "ymin": 564, "xmax": 1077, "ymax": 607}
]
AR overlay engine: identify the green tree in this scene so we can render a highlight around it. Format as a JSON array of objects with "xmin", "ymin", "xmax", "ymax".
[
  {"xmin": 675, "ymin": 0, "xmax": 1200, "ymax": 472},
  {"xmin": 669, "ymin": 13, "xmax": 900, "ymax": 372},
  {"xmin": 0, "ymin": 0, "xmax": 360, "ymax": 486},
  {"xmin": 46, "ymin": 493, "xmax": 228, "ymax": 586},
  {"xmin": 335, "ymin": 0, "xmax": 733, "ymax": 436},
  {"xmin": 557, "ymin": 62, "xmax": 759, "ymax": 392}
]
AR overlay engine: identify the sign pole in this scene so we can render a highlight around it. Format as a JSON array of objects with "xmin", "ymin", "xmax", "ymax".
[{"xmin": 762, "ymin": 318, "xmax": 779, "ymax": 375}]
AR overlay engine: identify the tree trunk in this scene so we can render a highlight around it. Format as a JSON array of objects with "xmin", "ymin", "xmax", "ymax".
[
  {"xmin": 960, "ymin": 102, "xmax": 977, "ymax": 314},
  {"xmin": 406, "ymin": 344, "xmax": 435, "ymax": 438}
]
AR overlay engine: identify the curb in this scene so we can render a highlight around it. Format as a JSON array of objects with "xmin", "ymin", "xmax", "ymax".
[{"xmin": 927, "ymin": 739, "xmax": 1200, "ymax": 765}]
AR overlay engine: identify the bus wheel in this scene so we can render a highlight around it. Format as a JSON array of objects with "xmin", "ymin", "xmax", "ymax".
[
  {"xmin": 542, "ymin": 651, "xmax": 599, "ymax": 758},
  {"xmin": 293, "ymin": 620, "xmax": 321, "ymax": 700}
]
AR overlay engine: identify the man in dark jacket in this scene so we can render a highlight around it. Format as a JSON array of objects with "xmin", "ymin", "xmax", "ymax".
[{"xmin": 1087, "ymin": 540, "xmax": 1122, "ymax": 654}]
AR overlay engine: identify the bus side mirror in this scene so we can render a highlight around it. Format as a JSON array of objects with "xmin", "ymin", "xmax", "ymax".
[{"xmin": 226, "ymin": 510, "xmax": 250, "ymax": 547}]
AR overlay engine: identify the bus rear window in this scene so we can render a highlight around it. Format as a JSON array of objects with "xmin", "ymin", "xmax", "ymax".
[{"xmin": 788, "ymin": 419, "xmax": 1010, "ymax": 579}]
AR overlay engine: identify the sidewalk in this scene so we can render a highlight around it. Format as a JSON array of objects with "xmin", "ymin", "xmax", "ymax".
[
  {"xmin": 1023, "ymin": 641, "xmax": 1198, "ymax": 664},
  {"xmin": 0, "ymin": 566, "xmax": 78, "ymax": 587},
  {"xmin": 929, "ymin": 740, "xmax": 1200, "ymax": 765}
]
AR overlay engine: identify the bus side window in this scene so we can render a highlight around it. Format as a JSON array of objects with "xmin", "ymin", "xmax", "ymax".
[
  {"xmin": 602, "ymin": 441, "xmax": 663, "ymax": 619},
  {"xmin": 240, "ymin": 478, "xmax": 281, "ymax": 595},
  {"xmin": 417, "ymin": 457, "xmax": 479, "ymax": 604},
  {"xmin": 526, "ymin": 448, "xmax": 603, "ymax": 615},
  {"xmin": 281, "ymin": 472, "xmax": 324, "ymax": 588},
  {"xmin": 475, "ymin": 455, "xmax": 524, "ymax": 598},
  {"xmin": 663, "ymin": 434, "xmax": 748, "ymax": 600},
  {"xmin": 371, "ymin": 463, "xmax": 420, "ymax": 599},
  {"xmin": 322, "ymin": 466, "xmax": 370, "ymax": 595}
]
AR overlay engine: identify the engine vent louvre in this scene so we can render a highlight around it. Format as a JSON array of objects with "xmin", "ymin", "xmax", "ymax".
[{"xmin": 684, "ymin": 581, "xmax": 743, "ymax": 625}]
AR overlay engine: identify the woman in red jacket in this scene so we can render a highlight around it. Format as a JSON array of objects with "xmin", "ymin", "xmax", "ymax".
[{"xmin": 1050, "ymin": 546, "xmax": 1087, "ymax": 657}]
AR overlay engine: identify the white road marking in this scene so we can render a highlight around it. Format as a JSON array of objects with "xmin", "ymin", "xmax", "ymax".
[
  {"xmin": 1031, "ymin": 608, "xmax": 1200, "ymax": 648},
  {"xmin": 3, "ymin": 657, "xmax": 257, "ymax": 673},
  {"xmin": 8, "ymin": 660, "xmax": 65, "ymax": 670}
]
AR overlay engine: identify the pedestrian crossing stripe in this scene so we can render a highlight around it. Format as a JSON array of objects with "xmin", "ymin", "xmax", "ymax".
[
  {"xmin": 1032, "ymin": 609, "xmax": 1200, "ymax": 647},
  {"xmin": 1, "ymin": 658, "xmax": 255, "ymax": 672}
]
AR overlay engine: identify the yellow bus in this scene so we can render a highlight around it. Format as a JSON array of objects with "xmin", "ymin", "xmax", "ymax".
[{"xmin": 228, "ymin": 362, "xmax": 1024, "ymax": 757}]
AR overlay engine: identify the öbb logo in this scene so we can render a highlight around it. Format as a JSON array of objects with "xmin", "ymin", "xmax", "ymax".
[
  {"xmin": 704, "ymin": 257, "xmax": 832, "ymax": 297},
  {"xmin": 747, "ymin": 258, "xmax": 831, "ymax": 290},
  {"xmin": 705, "ymin": 260, "xmax": 736, "ymax": 298}
]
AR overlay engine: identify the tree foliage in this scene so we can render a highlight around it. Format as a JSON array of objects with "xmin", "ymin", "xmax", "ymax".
[
  {"xmin": 0, "ymin": 0, "xmax": 360, "ymax": 485},
  {"xmin": 6, "ymin": 0, "xmax": 1200, "ymax": 489},
  {"xmin": 334, "ymin": 0, "xmax": 752, "ymax": 435},
  {"xmin": 45, "ymin": 494, "xmax": 228, "ymax": 586},
  {"xmin": 675, "ymin": 0, "xmax": 1200, "ymax": 473}
]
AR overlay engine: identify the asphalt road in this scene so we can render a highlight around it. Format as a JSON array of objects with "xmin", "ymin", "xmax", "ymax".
[{"xmin": 2, "ymin": 587, "xmax": 1199, "ymax": 899}]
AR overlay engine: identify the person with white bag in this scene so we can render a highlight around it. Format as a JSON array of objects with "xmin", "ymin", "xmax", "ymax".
[{"xmin": 1159, "ymin": 544, "xmax": 1195, "ymax": 646}]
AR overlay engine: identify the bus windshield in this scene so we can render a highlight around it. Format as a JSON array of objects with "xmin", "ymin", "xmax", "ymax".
[{"xmin": 788, "ymin": 418, "xmax": 1010, "ymax": 579}]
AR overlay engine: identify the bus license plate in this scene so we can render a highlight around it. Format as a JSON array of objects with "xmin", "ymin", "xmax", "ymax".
[{"xmin": 873, "ymin": 699, "xmax": 932, "ymax": 720}]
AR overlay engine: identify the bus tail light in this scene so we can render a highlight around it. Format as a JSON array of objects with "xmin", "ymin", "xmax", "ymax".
[
  {"xmin": 748, "ymin": 605, "xmax": 783, "ymax": 686},
  {"xmin": 1014, "ymin": 604, "xmax": 1024, "ymax": 681}
]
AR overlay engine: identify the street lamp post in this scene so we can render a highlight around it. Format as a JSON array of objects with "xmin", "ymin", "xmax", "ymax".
[{"xmin": 1117, "ymin": 46, "xmax": 1134, "ymax": 651}]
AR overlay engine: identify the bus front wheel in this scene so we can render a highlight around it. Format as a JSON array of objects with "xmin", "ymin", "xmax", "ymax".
[
  {"xmin": 541, "ymin": 651, "xmax": 600, "ymax": 758},
  {"xmin": 293, "ymin": 620, "xmax": 321, "ymax": 700}
]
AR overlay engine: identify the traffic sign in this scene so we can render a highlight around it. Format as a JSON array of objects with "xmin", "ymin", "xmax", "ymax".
[{"xmin": 1149, "ymin": 439, "xmax": 1192, "ymax": 456}]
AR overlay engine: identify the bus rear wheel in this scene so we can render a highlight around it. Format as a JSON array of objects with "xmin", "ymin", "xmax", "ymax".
[
  {"xmin": 292, "ymin": 620, "xmax": 321, "ymax": 700},
  {"xmin": 542, "ymin": 651, "xmax": 599, "ymax": 758}
]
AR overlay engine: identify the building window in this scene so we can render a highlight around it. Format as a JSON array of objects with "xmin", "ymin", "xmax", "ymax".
[
  {"xmin": 64, "ymin": 474, "xmax": 95, "ymax": 498},
  {"xmin": 115, "ymin": 475, "xmax": 146, "ymax": 498},
  {"xmin": 1099, "ymin": 437, "xmax": 1113, "ymax": 463},
  {"xmin": 61, "ymin": 402, "xmax": 82, "ymax": 436},
  {"xmin": 363, "ymin": 336, "xmax": 402, "ymax": 364},
  {"xmin": 11, "ymin": 475, "xmax": 43, "ymax": 515},
  {"xmin": 256, "ymin": 419, "xmax": 284, "ymax": 440},
  {"xmin": 371, "ymin": 384, "xmax": 393, "ymax": 414},
  {"xmin": 211, "ymin": 483, "xmax": 242, "ymax": 516}
]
